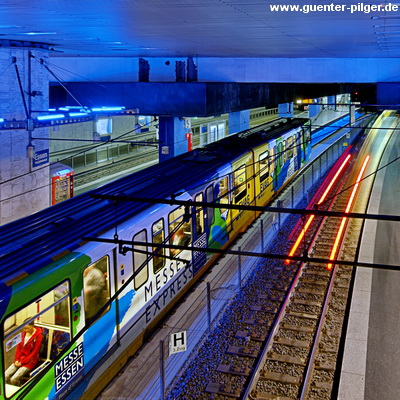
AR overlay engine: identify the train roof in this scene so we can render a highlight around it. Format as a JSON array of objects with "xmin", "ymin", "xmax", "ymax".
[{"xmin": 0, "ymin": 117, "xmax": 307, "ymax": 282}]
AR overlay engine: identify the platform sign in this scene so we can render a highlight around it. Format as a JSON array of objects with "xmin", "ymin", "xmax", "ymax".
[
  {"xmin": 32, "ymin": 148, "xmax": 49, "ymax": 167},
  {"xmin": 169, "ymin": 331, "xmax": 187, "ymax": 355}
]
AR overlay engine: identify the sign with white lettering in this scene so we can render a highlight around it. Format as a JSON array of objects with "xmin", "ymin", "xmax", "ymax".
[
  {"xmin": 55, "ymin": 342, "xmax": 84, "ymax": 397},
  {"xmin": 169, "ymin": 331, "xmax": 187, "ymax": 354},
  {"xmin": 32, "ymin": 148, "xmax": 49, "ymax": 167}
]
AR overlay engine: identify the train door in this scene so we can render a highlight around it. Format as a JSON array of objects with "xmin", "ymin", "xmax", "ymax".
[
  {"xmin": 231, "ymin": 152, "xmax": 255, "ymax": 233},
  {"xmin": 192, "ymin": 193, "xmax": 207, "ymax": 275},
  {"xmin": 81, "ymin": 250, "xmax": 118, "ymax": 371},
  {"xmin": 254, "ymin": 143, "xmax": 274, "ymax": 207},
  {"xmin": 168, "ymin": 206, "xmax": 193, "ymax": 264}
]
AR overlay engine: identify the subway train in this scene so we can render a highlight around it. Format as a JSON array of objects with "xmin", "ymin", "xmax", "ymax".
[{"xmin": 0, "ymin": 114, "xmax": 358, "ymax": 400}]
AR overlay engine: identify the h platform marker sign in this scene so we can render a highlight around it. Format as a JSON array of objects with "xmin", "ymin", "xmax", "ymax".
[{"xmin": 169, "ymin": 331, "xmax": 187, "ymax": 355}]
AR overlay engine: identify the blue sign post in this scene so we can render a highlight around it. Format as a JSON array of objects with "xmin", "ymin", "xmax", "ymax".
[{"xmin": 32, "ymin": 149, "xmax": 49, "ymax": 167}]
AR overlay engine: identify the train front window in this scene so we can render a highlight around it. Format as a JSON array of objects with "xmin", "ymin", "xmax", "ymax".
[
  {"xmin": 259, "ymin": 151, "xmax": 269, "ymax": 183},
  {"xmin": 233, "ymin": 165, "xmax": 247, "ymax": 203},
  {"xmin": 169, "ymin": 206, "xmax": 192, "ymax": 257},
  {"xmin": 83, "ymin": 256, "xmax": 111, "ymax": 325},
  {"xmin": 133, "ymin": 230, "xmax": 149, "ymax": 289},
  {"xmin": 152, "ymin": 219, "xmax": 165, "ymax": 273},
  {"xmin": 3, "ymin": 282, "xmax": 71, "ymax": 398}
]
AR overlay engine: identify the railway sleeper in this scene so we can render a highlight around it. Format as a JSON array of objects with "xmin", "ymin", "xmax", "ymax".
[
  {"xmin": 286, "ymin": 310, "xmax": 319, "ymax": 320},
  {"xmin": 301, "ymin": 278, "xmax": 328, "ymax": 286},
  {"xmin": 235, "ymin": 330, "xmax": 267, "ymax": 342},
  {"xmin": 264, "ymin": 283, "xmax": 289, "ymax": 291},
  {"xmin": 296, "ymin": 287, "xmax": 325, "ymax": 295},
  {"xmin": 281, "ymin": 323, "xmax": 314, "ymax": 333},
  {"xmin": 226, "ymin": 345, "xmax": 259, "ymax": 358},
  {"xmin": 315, "ymin": 361, "xmax": 336, "ymax": 371},
  {"xmin": 260, "ymin": 370, "xmax": 302, "ymax": 385},
  {"xmin": 303, "ymin": 270, "xmax": 330, "ymax": 277},
  {"xmin": 252, "ymin": 391, "xmax": 292, "ymax": 400},
  {"xmin": 267, "ymin": 353, "xmax": 307, "ymax": 366},
  {"xmin": 205, "ymin": 382, "xmax": 241, "ymax": 398},
  {"xmin": 216, "ymin": 363, "xmax": 251, "ymax": 376},
  {"xmin": 251, "ymin": 305, "xmax": 279, "ymax": 313},
  {"xmin": 311, "ymin": 380, "xmax": 334, "ymax": 390},
  {"xmin": 244, "ymin": 318, "xmax": 270, "ymax": 325},
  {"xmin": 292, "ymin": 298, "xmax": 322, "ymax": 307},
  {"xmin": 274, "ymin": 336, "xmax": 311, "ymax": 348}
]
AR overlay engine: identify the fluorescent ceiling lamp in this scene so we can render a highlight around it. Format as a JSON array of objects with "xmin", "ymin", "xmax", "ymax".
[
  {"xmin": 91, "ymin": 106, "xmax": 125, "ymax": 112},
  {"xmin": 69, "ymin": 112, "xmax": 88, "ymax": 117},
  {"xmin": 37, "ymin": 114, "xmax": 65, "ymax": 121}
]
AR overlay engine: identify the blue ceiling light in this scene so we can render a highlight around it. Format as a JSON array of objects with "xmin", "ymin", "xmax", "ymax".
[
  {"xmin": 0, "ymin": 118, "xmax": 4, "ymax": 123},
  {"xmin": 69, "ymin": 112, "xmax": 89, "ymax": 117},
  {"xmin": 37, "ymin": 114, "xmax": 65, "ymax": 121},
  {"xmin": 91, "ymin": 106, "xmax": 126, "ymax": 112}
]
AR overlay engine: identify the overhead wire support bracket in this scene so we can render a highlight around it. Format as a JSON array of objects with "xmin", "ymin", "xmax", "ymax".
[
  {"xmin": 90, "ymin": 194, "xmax": 400, "ymax": 223},
  {"xmin": 82, "ymin": 236, "xmax": 400, "ymax": 272}
]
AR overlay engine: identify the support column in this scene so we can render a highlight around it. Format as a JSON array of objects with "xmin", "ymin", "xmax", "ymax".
[
  {"xmin": 0, "ymin": 48, "xmax": 50, "ymax": 225},
  {"xmin": 158, "ymin": 116, "xmax": 189, "ymax": 162},
  {"xmin": 228, "ymin": 110, "xmax": 250, "ymax": 135},
  {"xmin": 278, "ymin": 102, "xmax": 294, "ymax": 118},
  {"xmin": 308, "ymin": 101, "xmax": 321, "ymax": 118},
  {"xmin": 327, "ymin": 95, "xmax": 336, "ymax": 110}
]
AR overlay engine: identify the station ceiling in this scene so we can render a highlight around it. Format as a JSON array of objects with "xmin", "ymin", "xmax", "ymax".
[{"xmin": 0, "ymin": 0, "xmax": 397, "ymax": 58}]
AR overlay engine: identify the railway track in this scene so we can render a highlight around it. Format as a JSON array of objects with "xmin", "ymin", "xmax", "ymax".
[
  {"xmin": 167, "ymin": 145, "xmax": 369, "ymax": 400},
  {"xmin": 73, "ymin": 148, "xmax": 158, "ymax": 187}
]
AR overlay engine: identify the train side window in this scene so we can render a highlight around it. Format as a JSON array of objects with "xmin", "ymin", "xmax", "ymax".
[
  {"xmin": 293, "ymin": 134, "xmax": 298, "ymax": 158},
  {"xmin": 259, "ymin": 151, "xmax": 269, "ymax": 183},
  {"xmin": 206, "ymin": 185, "xmax": 214, "ymax": 229},
  {"xmin": 194, "ymin": 193, "xmax": 205, "ymax": 236},
  {"xmin": 3, "ymin": 282, "xmax": 71, "ymax": 397},
  {"xmin": 83, "ymin": 256, "xmax": 110, "ymax": 325},
  {"xmin": 283, "ymin": 140, "xmax": 287, "ymax": 163},
  {"xmin": 277, "ymin": 142, "xmax": 283, "ymax": 167},
  {"xmin": 152, "ymin": 219, "xmax": 165, "ymax": 273},
  {"xmin": 218, "ymin": 176, "xmax": 229, "ymax": 213},
  {"xmin": 169, "ymin": 207, "xmax": 192, "ymax": 257},
  {"xmin": 132, "ymin": 230, "xmax": 148, "ymax": 290},
  {"xmin": 287, "ymin": 136, "xmax": 293, "ymax": 158},
  {"xmin": 233, "ymin": 165, "xmax": 247, "ymax": 203},
  {"xmin": 270, "ymin": 146, "xmax": 276, "ymax": 175}
]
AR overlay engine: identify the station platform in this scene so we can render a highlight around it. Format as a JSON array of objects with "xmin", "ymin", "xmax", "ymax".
[{"xmin": 339, "ymin": 114, "xmax": 400, "ymax": 400}]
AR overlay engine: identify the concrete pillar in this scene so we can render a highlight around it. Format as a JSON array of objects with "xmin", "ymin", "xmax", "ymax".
[
  {"xmin": 327, "ymin": 95, "xmax": 336, "ymax": 110},
  {"xmin": 308, "ymin": 102, "xmax": 322, "ymax": 118},
  {"xmin": 278, "ymin": 102, "xmax": 294, "ymax": 118},
  {"xmin": 228, "ymin": 110, "xmax": 250, "ymax": 135},
  {"xmin": 158, "ymin": 116, "xmax": 189, "ymax": 162},
  {"xmin": 0, "ymin": 49, "xmax": 50, "ymax": 225}
]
